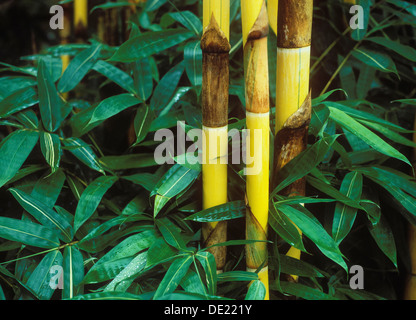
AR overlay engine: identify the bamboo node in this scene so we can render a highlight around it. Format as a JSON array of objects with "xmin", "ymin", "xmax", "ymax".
[{"xmin": 201, "ymin": 14, "xmax": 231, "ymax": 54}]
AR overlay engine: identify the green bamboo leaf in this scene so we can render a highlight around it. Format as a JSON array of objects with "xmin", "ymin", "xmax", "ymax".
[
  {"xmin": 356, "ymin": 65, "xmax": 376, "ymax": 99},
  {"xmin": 104, "ymin": 251, "xmax": 148, "ymax": 292},
  {"xmin": 0, "ymin": 265, "xmax": 39, "ymax": 300},
  {"xmin": 0, "ymin": 129, "xmax": 39, "ymax": 188},
  {"xmin": 352, "ymin": 47, "xmax": 398, "ymax": 76},
  {"xmin": 9, "ymin": 188, "xmax": 73, "ymax": 242},
  {"xmin": 90, "ymin": 1, "xmax": 132, "ymax": 13},
  {"xmin": 329, "ymin": 107, "xmax": 410, "ymax": 166},
  {"xmin": 122, "ymin": 172, "xmax": 159, "ymax": 192},
  {"xmin": 217, "ymin": 271, "xmax": 258, "ymax": 282},
  {"xmin": 92, "ymin": 60, "xmax": 136, "ymax": 94},
  {"xmin": 186, "ymin": 201, "xmax": 246, "ymax": 222},
  {"xmin": 195, "ymin": 251, "xmax": 217, "ymax": 296},
  {"xmin": 74, "ymin": 176, "xmax": 118, "ymax": 232},
  {"xmin": 147, "ymin": 236, "xmax": 178, "ymax": 268},
  {"xmin": 277, "ymin": 204, "xmax": 347, "ymax": 272},
  {"xmin": 367, "ymin": 212, "xmax": 397, "ymax": 267},
  {"xmin": 88, "ymin": 93, "xmax": 141, "ymax": 125},
  {"xmin": 37, "ymin": 59, "xmax": 65, "ymax": 132},
  {"xmin": 269, "ymin": 204, "xmax": 305, "ymax": 252},
  {"xmin": 0, "ymin": 217, "xmax": 60, "ymax": 249},
  {"xmin": 0, "ymin": 76, "xmax": 36, "ymax": 100},
  {"xmin": 393, "ymin": 99, "xmax": 416, "ymax": 106},
  {"xmin": 180, "ymin": 269, "xmax": 208, "ymax": 296},
  {"xmin": 150, "ymin": 61, "xmax": 185, "ymax": 114},
  {"xmin": 245, "ymin": 280, "xmax": 266, "ymax": 300},
  {"xmin": 109, "ymin": 29, "xmax": 193, "ymax": 63},
  {"xmin": 280, "ymin": 281, "xmax": 339, "ymax": 300},
  {"xmin": 155, "ymin": 217, "xmax": 188, "ymax": 251},
  {"xmin": 306, "ymin": 176, "xmax": 365, "ymax": 211},
  {"xmin": 83, "ymin": 229, "xmax": 157, "ymax": 283},
  {"xmin": 365, "ymin": 37, "xmax": 416, "ymax": 62},
  {"xmin": 132, "ymin": 104, "xmax": 154, "ymax": 146},
  {"xmin": 40, "ymin": 132, "xmax": 62, "ymax": 173},
  {"xmin": 145, "ymin": 0, "xmax": 168, "ymax": 11},
  {"xmin": 15, "ymin": 110, "xmax": 39, "ymax": 129},
  {"xmin": 100, "ymin": 153, "xmax": 157, "ymax": 170},
  {"xmin": 58, "ymin": 44, "xmax": 102, "ymax": 93},
  {"xmin": 152, "ymin": 164, "xmax": 200, "ymax": 217},
  {"xmin": 324, "ymin": 101, "xmax": 411, "ymax": 133},
  {"xmin": 26, "ymin": 250, "xmax": 63, "ymax": 300},
  {"xmin": 310, "ymin": 104, "xmax": 330, "ymax": 137},
  {"xmin": 69, "ymin": 292, "xmax": 143, "ymax": 300},
  {"xmin": 63, "ymin": 137, "xmax": 105, "ymax": 174},
  {"xmin": 351, "ymin": 0, "xmax": 371, "ymax": 41},
  {"xmin": 272, "ymin": 134, "xmax": 339, "ymax": 196},
  {"xmin": 153, "ymin": 254, "xmax": 193, "ymax": 300},
  {"xmin": 332, "ymin": 172, "xmax": 363, "ymax": 245},
  {"xmin": 279, "ymin": 254, "xmax": 326, "ymax": 278},
  {"xmin": 133, "ymin": 58, "xmax": 153, "ymax": 102},
  {"xmin": 168, "ymin": 11, "xmax": 203, "ymax": 35},
  {"xmin": 357, "ymin": 119, "xmax": 416, "ymax": 148},
  {"xmin": 63, "ymin": 246, "xmax": 84, "ymax": 299},
  {"xmin": 0, "ymin": 86, "xmax": 38, "ymax": 118},
  {"xmin": 184, "ymin": 40, "xmax": 203, "ymax": 87}
]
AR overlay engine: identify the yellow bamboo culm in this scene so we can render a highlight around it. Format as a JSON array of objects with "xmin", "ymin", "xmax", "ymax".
[
  {"xmin": 201, "ymin": 0, "xmax": 230, "ymax": 273},
  {"xmin": 267, "ymin": 0, "xmax": 278, "ymax": 36},
  {"xmin": 74, "ymin": 0, "xmax": 88, "ymax": 41},
  {"xmin": 60, "ymin": 4, "xmax": 71, "ymax": 100},
  {"xmin": 274, "ymin": 0, "xmax": 313, "ymax": 282},
  {"xmin": 404, "ymin": 113, "xmax": 416, "ymax": 300},
  {"xmin": 241, "ymin": 0, "xmax": 270, "ymax": 300}
]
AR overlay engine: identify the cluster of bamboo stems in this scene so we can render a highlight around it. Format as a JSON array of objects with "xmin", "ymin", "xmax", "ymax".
[{"xmin": 201, "ymin": 0, "xmax": 313, "ymax": 299}]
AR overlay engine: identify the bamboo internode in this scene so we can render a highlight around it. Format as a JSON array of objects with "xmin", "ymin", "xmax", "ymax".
[
  {"xmin": 201, "ymin": 0, "xmax": 230, "ymax": 273},
  {"xmin": 242, "ymin": 0, "xmax": 270, "ymax": 299}
]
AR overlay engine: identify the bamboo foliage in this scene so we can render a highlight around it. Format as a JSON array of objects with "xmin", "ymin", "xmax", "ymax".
[
  {"xmin": 241, "ymin": 0, "xmax": 270, "ymax": 299},
  {"xmin": 201, "ymin": 0, "xmax": 230, "ymax": 273},
  {"xmin": 274, "ymin": 0, "xmax": 313, "ymax": 281}
]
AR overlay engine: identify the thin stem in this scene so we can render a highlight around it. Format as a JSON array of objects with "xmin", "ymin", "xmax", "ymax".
[
  {"xmin": 0, "ymin": 241, "xmax": 79, "ymax": 265},
  {"xmin": 311, "ymin": 26, "xmax": 351, "ymax": 74},
  {"xmin": 319, "ymin": 41, "xmax": 361, "ymax": 96}
]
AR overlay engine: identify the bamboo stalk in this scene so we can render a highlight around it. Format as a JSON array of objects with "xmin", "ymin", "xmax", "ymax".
[
  {"xmin": 74, "ymin": 0, "xmax": 88, "ymax": 42},
  {"xmin": 274, "ymin": 0, "xmax": 313, "ymax": 282},
  {"xmin": 201, "ymin": 0, "xmax": 230, "ymax": 273},
  {"xmin": 404, "ymin": 113, "xmax": 416, "ymax": 300},
  {"xmin": 60, "ymin": 4, "xmax": 71, "ymax": 100},
  {"xmin": 241, "ymin": 0, "xmax": 270, "ymax": 300}
]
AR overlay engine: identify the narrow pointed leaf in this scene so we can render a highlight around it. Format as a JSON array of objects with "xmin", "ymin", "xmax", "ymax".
[
  {"xmin": 0, "ymin": 217, "xmax": 60, "ymax": 249},
  {"xmin": 40, "ymin": 132, "xmax": 62, "ymax": 173},
  {"xmin": 58, "ymin": 44, "xmax": 102, "ymax": 93},
  {"xmin": 9, "ymin": 188, "xmax": 73, "ymax": 242},
  {"xmin": 37, "ymin": 59, "xmax": 64, "ymax": 132},
  {"xmin": 63, "ymin": 246, "xmax": 84, "ymax": 299},
  {"xmin": 74, "ymin": 176, "xmax": 118, "ymax": 232},
  {"xmin": 0, "ymin": 129, "xmax": 39, "ymax": 188},
  {"xmin": 109, "ymin": 29, "xmax": 193, "ymax": 63},
  {"xmin": 329, "ymin": 107, "xmax": 410, "ymax": 166},
  {"xmin": 153, "ymin": 255, "xmax": 193, "ymax": 299}
]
